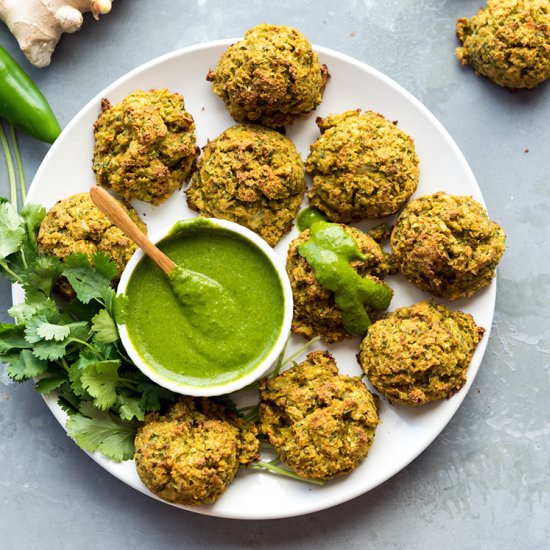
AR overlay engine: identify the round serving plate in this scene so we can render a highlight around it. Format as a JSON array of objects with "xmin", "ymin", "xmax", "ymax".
[{"xmin": 16, "ymin": 39, "xmax": 495, "ymax": 520}]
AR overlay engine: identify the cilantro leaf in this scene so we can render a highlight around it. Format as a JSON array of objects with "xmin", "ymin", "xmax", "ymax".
[
  {"xmin": 66, "ymin": 409, "xmax": 137, "ymax": 462},
  {"xmin": 91, "ymin": 251, "xmax": 118, "ymax": 282},
  {"xmin": 3, "ymin": 349, "xmax": 49, "ymax": 381},
  {"xmin": 25, "ymin": 316, "xmax": 59, "ymax": 344},
  {"xmin": 80, "ymin": 359, "xmax": 121, "ymax": 410},
  {"xmin": 130, "ymin": 374, "xmax": 175, "ymax": 412},
  {"xmin": 36, "ymin": 323, "xmax": 71, "ymax": 342},
  {"xmin": 117, "ymin": 394, "xmax": 146, "ymax": 421},
  {"xmin": 8, "ymin": 291, "xmax": 58, "ymax": 324},
  {"xmin": 19, "ymin": 203, "xmax": 46, "ymax": 250},
  {"xmin": 91, "ymin": 309, "xmax": 118, "ymax": 344},
  {"xmin": 0, "ymin": 202, "xmax": 25, "ymax": 260},
  {"xmin": 66, "ymin": 321, "xmax": 90, "ymax": 342},
  {"xmin": 32, "ymin": 338, "xmax": 71, "ymax": 361},
  {"xmin": 64, "ymin": 297, "xmax": 101, "ymax": 323},
  {"xmin": 57, "ymin": 384, "xmax": 80, "ymax": 416},
  {"xmin": 0, "ymin": 323, "xmax": 31, "ymax": 353},
  {"xmin": 35, "ymin": 374, "xmax": 68, "ymax": 394},
  {"xmin": 62, "ymin": 252, "xmax": 116, "ymax": 304},
  {"xmin": 22, "ymin": 256, "xmax": 62, "ymax": 295},
  {"xmin": 27, "ymin": 320, "xmax": 87, "ymax": 361}
]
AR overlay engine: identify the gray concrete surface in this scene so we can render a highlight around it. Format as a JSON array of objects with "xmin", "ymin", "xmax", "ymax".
[{"xmin": 0, "ymin": 1, "xmax": 548, "ymax": 548}]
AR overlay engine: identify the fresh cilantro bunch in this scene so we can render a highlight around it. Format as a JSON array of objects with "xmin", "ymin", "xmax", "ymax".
[{"xmin": 0, "ymin": 199, "xmax": 175, "ymax": 461}]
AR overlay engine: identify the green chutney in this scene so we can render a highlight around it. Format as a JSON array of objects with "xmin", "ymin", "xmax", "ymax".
[
  {"xmin": 124, "ymin": 219, "xmax": 285, "ymax": 388},
  {"xmin": 297, "ymin": 207, "xmax": 392, "ymax": 337}
]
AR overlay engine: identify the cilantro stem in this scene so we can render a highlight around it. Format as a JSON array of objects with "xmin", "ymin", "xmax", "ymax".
[
  {"xmin": 59, "ymin": 356, "xmax": 70, "ymax": 373},
  {"xmin": 115, "ymin": 344, "xmax": 132, "ymax": 363},
  {"xmin": 0, "ymin": 258, "xmax": 23, "ymax": 283},
  {"xmin": 118, "ymin": 377, "xmax": 140, "ymax": 390},
  {"xmin": 19, "ymin": 247, "xmax": 28, "ymax": 269},
  {"xmin": 70, "ymin": 337, "xmax": 96, "ymax": 352},
  {"xmin": 0, "ymin": 122, "xmax": 17, "ymax": 209},
  {"xmin": 9, "ymin": 125, "xmax": 25, "ymax": 203},
  {"xmin": 271, "ymin": 335, "xmax": 322, "ymax": 378},
  {"xmin": 250, "ymin": 461, "xmax": 325, "ymax": 486}
]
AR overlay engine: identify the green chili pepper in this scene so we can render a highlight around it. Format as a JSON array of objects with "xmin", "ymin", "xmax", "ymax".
[{"xmin": 0, "ymin": 46, "xmax": 61, "ymax": 143}]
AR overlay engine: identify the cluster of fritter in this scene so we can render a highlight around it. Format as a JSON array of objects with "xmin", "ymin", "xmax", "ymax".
[{"xmin": 34, "ymin": 19, "xmax": 512, "ymax": 510}]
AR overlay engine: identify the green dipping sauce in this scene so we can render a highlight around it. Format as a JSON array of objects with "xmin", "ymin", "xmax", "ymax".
[
  {"xmin": 297, "ymin": 207, "xmax": 392, "ymax": 337},
  {"xmin": 124, "ymin": 219, "xmax": 285, "ymax": 388}
]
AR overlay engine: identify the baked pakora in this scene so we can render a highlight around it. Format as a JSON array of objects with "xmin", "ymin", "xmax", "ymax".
[
  {"xmin": 134, "ymin": 397, "xmax": 259, "ymax": 506},
  {"xmin": 306, "ymin": 110, "xmax": 419, "ymax": 222},
  {"xmin": 456, "ymin": 0, "xmax": 550, "ymax": 89},
  {"xmin": 38, "ymin": 191, "xmax": 146, "ymax": 278},
  {"xmin": 207, "ymin": 24, "xmax": 329, "ymax": 128},
  {"xmin": 93, "ymin": 89, "xmax": 198, "ymax": 205},
  {"xmin": 286, "ymin": 224, "xmax": 394, "ymax": 343},
  {"xmin": 359, "ymin": 301, "xmax": 484, "ymax": 406},
  {"xmin": 187, "ymin": 124, "xmax": 306, "ymax": 246},
  {"xmin": 259, "ymin": 350, "xmax": 379, "ymax": 481},
  {"xmin": 390, "ymin": 192, "xmax": 506, "ymax": 300}
]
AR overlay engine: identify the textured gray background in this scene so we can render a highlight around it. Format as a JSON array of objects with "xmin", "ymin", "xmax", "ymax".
[{"xmin": 1, "ymin": 1, "xmax": 549, "ymax": 548}]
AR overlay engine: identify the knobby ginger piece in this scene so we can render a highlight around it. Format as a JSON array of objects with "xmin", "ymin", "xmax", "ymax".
[{"xmin": 0, "ymin": 0, "xmax": 113, "ymax": 68}]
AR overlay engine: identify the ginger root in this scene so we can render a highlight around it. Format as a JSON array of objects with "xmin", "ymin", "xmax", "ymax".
[{"xmin": 0, "ymin": 0, "xmax": 113, "ymax": 68}]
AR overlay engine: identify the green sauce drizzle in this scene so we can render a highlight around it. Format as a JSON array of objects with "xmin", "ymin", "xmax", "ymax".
[{"xmin": 297, "ymin": 207, "xmax": 392, "ymax": 337}]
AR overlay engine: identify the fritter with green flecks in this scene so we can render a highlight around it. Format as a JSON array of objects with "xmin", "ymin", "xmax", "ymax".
[
  {"xmin": 187, "ymin": 124, "xmax": 306, "ymax": 246},
  {"xmin": 390, "ymin": 192, "xmax": 506, "ymax": 300},
  {"xmin": 93, "ymin": 89, "xmax": 198, "ymax": 205},
  {"xmin": 286, "ymin": 224, "xmax": 394, "ymax": 343},
  {"xmin": 134, "ymin": 397, "xmax": 259, "ymax": 506},
  {"xmin": 359, "ymin": 300, "xmax": 484, "ymax": 406},
  {"xmin": 207, "ymin": 24, "xmax": 329, "ymax": 128},
  {"xmin": 259, "ymin": 350, "xmax": 379, "ymax": 481},
  {"xmin": 38, "ymin": 191, "xmax": 146, "ymax": 279},
  {"xmin": 456, "ymin": 0, "xmax": 550, "ymax": 89},
  {"xmin": 306, "ymin": 110, "xmax": 419, "ymax": 222}
]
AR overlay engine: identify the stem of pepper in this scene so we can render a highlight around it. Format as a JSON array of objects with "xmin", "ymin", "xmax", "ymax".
[{"xmin": 0, "ymin": 122, "xmax": 17, "ymax": 209}]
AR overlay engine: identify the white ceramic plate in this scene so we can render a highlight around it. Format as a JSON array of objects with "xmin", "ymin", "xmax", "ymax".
[{"xmin": 19, "ymin": 40, "xmax": 495, "ymax": 520}]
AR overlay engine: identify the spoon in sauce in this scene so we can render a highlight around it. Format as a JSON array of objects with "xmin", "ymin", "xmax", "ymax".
[{"xmin": 89, "ymin": 186, "xmax": 228, "ymax": 309}]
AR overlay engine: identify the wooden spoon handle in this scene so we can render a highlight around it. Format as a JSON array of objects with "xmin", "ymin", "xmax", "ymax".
[{"xmin": 89, "ymin": 186, "xmax": 175, "ymax": 275}]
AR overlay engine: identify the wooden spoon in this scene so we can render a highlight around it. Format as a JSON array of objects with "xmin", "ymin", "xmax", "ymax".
[
  {"xmin": 89, "ymin": 186, "xmax": 226, "ymax": 307},
  {"xmin": 90, "ymin": 186, "xmax": 175, "ymax": 274}
]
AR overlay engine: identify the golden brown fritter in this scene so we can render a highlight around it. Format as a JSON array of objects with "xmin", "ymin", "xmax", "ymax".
[
  {"xmin": 93, "ymin": 89, "xmax": 198, "ymax": 205},
  {"xmin": 390, "ymin": 192, "xmax": 506, "ymax": 300},
  {"xmin": 456, "ymin": 0, "xmax": 550, "ymax": 89},
  {"xmin": 359, "ymin": 301, "xmax": 485, "ymax": 406},
  {"xmin": 38, "ymin": 191, "xmax": 146, "ymax": 278},
  {"xmin": 207, "ymin": 24, "xmax": 329, "ymax": 128},
  {"xmin": 134, "ymin": 397, "xmax": 259, "ymax": 506},
  {"xmin": 286, "ymin": 225, "xmax": 394, "ymax": 343},
  {"xmin": 259, "ymin": 350, "xmax": 379, "ymax": 481},
  {"xmin": 306, "ymin": 110, "xmax": 419, "ymax": 222},
  {"xmin": 187, "ymin": 124, "xmax": 306, "ymax": 246}
]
